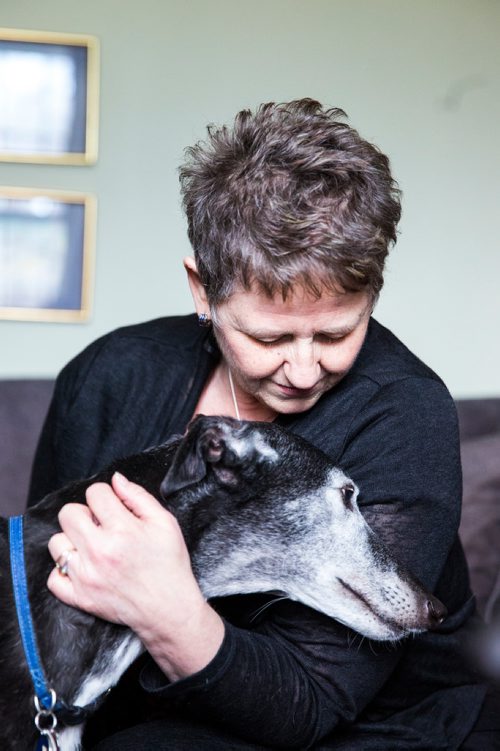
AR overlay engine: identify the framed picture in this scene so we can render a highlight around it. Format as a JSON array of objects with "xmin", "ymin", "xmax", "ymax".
[
  {"xmin": 0, "ymin": 28, "xmax": 99, "ymax": 164},
  {"xmin": 0, "ymin": 186, "xmax": 96, "ymax": 322}
]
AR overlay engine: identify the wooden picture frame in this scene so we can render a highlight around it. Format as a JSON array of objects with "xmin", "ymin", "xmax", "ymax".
[
  {"xmin": 0, "ymin": 28, "xmax": 99, "ymax": 164},
  {"xmin": 0, "ymin": 186, "xmax": 96, "ymax": 322}
]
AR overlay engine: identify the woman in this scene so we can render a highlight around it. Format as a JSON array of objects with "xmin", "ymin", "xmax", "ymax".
[{"xmin": 28, "ymin": 100, "xmax": 487, "ymax": 749}]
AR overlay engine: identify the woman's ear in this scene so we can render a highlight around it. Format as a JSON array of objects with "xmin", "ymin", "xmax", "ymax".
[{"xmin": 183, "ymin": 256, "xmax": 209, "ymax": 315}]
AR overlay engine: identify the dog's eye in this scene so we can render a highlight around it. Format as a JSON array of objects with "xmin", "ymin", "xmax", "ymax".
[{"xmin": 341, "ymin": 483, "xmax": 356, "ymax": 510}]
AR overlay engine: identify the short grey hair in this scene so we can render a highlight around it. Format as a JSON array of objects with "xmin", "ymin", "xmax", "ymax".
[{"xmin": 179, "ymin": 98, "xmax": 401, "ymax": 305}]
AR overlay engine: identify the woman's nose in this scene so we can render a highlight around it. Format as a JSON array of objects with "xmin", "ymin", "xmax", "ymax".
[{"xmin": 283, "ymin": 345, "xmax": 322, "ymax": 389}]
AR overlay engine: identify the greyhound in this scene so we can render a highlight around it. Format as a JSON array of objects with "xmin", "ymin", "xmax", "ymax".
[{"xmin": 0, "ymin": 415, "xmax": 446, "ymax": 750}]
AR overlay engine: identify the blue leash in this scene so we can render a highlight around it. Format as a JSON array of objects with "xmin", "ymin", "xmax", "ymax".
[
  {"xmin": 9, "ymin": 515, "xmax": 56, "ymax": 711},
  {"xmin": 9, "ymin": 515, "xmax": 60, "ymax": 748},
  {"xmin": 9, "ymin": 515, "xmax": 104, "ymax": 748}
]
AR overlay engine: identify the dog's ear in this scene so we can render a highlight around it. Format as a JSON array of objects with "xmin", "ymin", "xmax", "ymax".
[{"xmin": 160, "ymin": 416, "xmax": 237, "ymax": 499}]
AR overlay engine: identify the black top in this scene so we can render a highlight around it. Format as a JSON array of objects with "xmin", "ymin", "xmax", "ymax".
[{"xmin": 28, "ymin": 315, "xmax": 486, "ymax": 750}]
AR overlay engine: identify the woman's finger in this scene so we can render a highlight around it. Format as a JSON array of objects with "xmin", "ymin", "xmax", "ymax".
[
  {"xmin": 47, "ymin": 556, "xmax": 80, "ymax": 608},
  {"xmin": 48, "ymin": 531, "xmax": 75, "ymax": 563},
  {"xmin": 110, "ymin": 472, "xmax": 163, "ymax": 520},
  {"xmin": 84, "ymin": 476, "xmax": 160, "ymax": 527},
  {"xmin": 57, "ymin": 502, "xmax": 97, "ymax": 547}
]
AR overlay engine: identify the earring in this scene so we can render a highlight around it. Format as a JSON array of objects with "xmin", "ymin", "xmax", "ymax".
[{"xmin": 198, "ymin": 313, "xmax": 211, "ymax": 327}]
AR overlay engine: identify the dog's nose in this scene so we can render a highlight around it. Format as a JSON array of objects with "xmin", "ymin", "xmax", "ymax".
[{"xmin": 426, "ymin": 595, "xmax": 447, "ymax": 627}]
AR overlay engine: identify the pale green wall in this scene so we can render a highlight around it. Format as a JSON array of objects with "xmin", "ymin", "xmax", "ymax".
[{"xmin": 1, "ymin": 0, "xmax": 499, "ymax": 397}]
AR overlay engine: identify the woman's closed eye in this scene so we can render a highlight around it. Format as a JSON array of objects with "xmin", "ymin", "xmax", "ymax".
[
  {"xmin": 251, "ymin": 333, "xmax": 348, "ymax": 348},
  {"xmin": 251, "ymin": 334, "xmax": 292, "ymax": 347},
  {"xmin": 314, "ymin": 332, "xmax": 347, "ymax": 344}
]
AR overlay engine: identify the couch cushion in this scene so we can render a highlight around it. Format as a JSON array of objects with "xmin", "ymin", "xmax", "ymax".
[
  {"xmin": 459, "ymin": 432, "xmax": 500, "ymax": 616},
  {"xmin": 0, "ymin": 380, "xmax": 54, "ymax": 516},
  {"xmin": 456, "ymin": 399, "xmax": 500, "ymax": 442}
]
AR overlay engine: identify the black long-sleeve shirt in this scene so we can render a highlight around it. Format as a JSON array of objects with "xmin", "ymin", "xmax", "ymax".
[{"xmin": 28, "ymin": 315, "xmax": 486, "ymax": 749}]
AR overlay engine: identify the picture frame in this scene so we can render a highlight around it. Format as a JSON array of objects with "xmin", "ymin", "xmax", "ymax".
[
  {"xmin": 0, "ymin": 28, "xmax": 99, "ymax": 165},
  {"xmin": 0, "ymin": 186, "xmax": 96, "ymax": 322}
]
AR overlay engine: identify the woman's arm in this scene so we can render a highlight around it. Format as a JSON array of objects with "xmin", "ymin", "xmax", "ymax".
[{"xmin": 27, "ymin": 338, "xmax": 109, "ymax": 505}]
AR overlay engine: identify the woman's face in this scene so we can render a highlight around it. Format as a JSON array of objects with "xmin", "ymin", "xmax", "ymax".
[{"xmin": 212, "ymin": 284, "xmax": 373, "ymax": 415}]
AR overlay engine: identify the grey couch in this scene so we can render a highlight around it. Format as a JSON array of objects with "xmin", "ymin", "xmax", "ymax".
[{"xmin": 1, "ymin": 380, "xmax": 499, "ymax": 622}]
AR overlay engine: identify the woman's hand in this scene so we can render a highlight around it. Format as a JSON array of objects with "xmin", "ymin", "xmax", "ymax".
[{"xmin": 48, "ymin": 472, "xmax": 225, "ymax": 681}]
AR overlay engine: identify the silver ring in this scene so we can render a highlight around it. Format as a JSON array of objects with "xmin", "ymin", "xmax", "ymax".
[{"xmin": 55, "ymin": 549, "xmax": 76, "ymax": 577}]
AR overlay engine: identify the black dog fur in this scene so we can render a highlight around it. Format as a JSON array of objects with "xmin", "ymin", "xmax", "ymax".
[{"xmin": 0, "ymin": 416, "xmax": 445, "ymax": 750}]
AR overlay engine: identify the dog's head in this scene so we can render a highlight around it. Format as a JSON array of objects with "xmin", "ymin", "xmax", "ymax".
[
  {"xmin": 160, "ymin": 415, "xmax": 287, "ymax": 544},
  {"xmin": 160, "ymin": 415, "xmax": 446, "ymax": 641},
  {"xmin": 160, "ymin": 415, "xmax": 341, "ymax": 543},
  {"xmin": 161, "ymin": 415, "xmax": 279, "ymax": 498}
]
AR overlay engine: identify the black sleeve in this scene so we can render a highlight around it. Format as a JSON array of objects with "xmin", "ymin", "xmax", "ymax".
[
  {"xmin": 27, "ymin": 327, "xmax": 193, "ymax": 506},
  {"xmin": 28, "ymin": 346, "xmax": 96, "ymax": 506},
  {"xmin": 138, "ymin": 376, "xmax": 463, "ymax": 748},
  {"xmin": 27, "ymin": 339, "xmax": 108, "ymax": 505},
  {"xmin": 140, "ymin": 607, "xmax": 404, "ymax": 750}
]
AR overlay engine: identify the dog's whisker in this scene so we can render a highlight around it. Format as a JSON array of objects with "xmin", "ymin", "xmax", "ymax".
[
  {"xmin": 355, "ymin": 634, "xmax": 366, "ymax": 653},
  {"xmin": 249, "ymin": 595, "xmax": 290, "ymax": 622},
  {"xmin": 367, "ymin": 638, "xmax": 379, "ymax": 656},
  {"xmin": 347, "ymin": 629, "xmax": 361, "ymax": 650}
]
